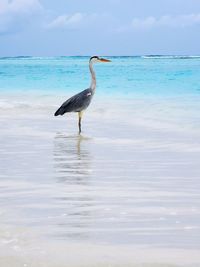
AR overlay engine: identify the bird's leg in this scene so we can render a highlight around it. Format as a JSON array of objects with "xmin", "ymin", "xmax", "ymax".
[{"xmin": 78, "ymin": 111, "xmax": 83, "ymax": 134}]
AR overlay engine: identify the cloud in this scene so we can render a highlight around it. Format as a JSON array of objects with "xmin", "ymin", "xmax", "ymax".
[
  {"xmin": 46, "ymin": 13, "xmax": 84, "ymax": 29},
  {"xmin": 0, "ymin": 0, "xmax": 42, "ymax": 34},
  {"xmin": 46, "ymin": 12, "xmax": 113, "ymax": 31},
  {"xmin": 118, "ymin": 13, "xmax": 200, "ymax": 32}
]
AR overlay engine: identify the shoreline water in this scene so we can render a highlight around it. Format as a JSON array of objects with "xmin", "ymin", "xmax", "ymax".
[{"xmin": 0, "ymin": 57, "xmax": 200, "ymax": 266}]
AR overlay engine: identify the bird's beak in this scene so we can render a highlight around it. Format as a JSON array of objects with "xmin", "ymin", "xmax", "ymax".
[{"xmin": 99, "ymin": 58, "xmax": 111, "ymax": 62}]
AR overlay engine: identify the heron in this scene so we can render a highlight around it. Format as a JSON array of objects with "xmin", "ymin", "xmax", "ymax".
[{"xmin": 54, "ymin": 56, "xmax": 111, "ymax": 134}]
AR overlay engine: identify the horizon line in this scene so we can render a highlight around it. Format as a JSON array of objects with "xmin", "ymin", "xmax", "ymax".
[{"xmin": 1, "ymin": 54, "xmax": 200, "ymax": 58}]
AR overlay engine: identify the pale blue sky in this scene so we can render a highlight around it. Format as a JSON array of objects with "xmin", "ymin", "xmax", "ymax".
[{"xmin": 0, "ymin": 0, "xmax": 200, "ymax": 56}]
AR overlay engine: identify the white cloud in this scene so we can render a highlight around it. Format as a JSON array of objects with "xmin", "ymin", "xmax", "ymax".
[
  {"xmin": 0, "ymin": 0, "xmax": 42, "ymax": 34},
  {"xmin": 47, "ymin": 13, "xmax": 84, "ymax": 29},
  {"xmin": 46, "ymin": 12, "xmax": 112, "ymax": 31},
  {"xmin": 131, "ymin": 17, "xmax": 156, "ymax": 29},
  {"xmin": 0, "ymin": 0, "xmax": 42, "ymax": 14},
  {"xmin": 119, "ymin": 13, "xmax": 200, "ymax": 32}
]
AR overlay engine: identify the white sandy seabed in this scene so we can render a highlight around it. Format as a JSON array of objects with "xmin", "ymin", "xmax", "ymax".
[{"xmin": 0, "ymin": 94, "xmax": 200, "ymax": 267}]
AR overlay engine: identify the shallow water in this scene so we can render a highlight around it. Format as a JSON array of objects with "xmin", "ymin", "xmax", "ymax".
[{"xmin": 0, "ymin": 57, "xmax": 200, "ymax": 266}]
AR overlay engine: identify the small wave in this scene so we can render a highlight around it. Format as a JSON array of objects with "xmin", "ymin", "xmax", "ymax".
[
  {"xmin": 0, "ymin": 99, "xmax": 57, "ymax": 110},
  {"xmin": 0, "ymin": 56, "xmax": 61, "ymax": 60},
  {"xmin": 142, "ymin": 55, "xmax": 200, "ymax": 59},
  {"xmin": 0, "ymin": 56, "xmax": 32, "ymax": 60},
  {"xmin": 0, "ymin": 100, "xmax": 32, "ymax": 109},
  {"xmin": 1, "ymin": 55, "xmax": 200, "ymax": 60}
]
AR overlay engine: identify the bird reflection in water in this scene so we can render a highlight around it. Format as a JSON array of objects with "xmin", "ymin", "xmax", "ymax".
[
  {"xmin": 53, "ymin": 133, "xmax": 94, "ymax": 240},
  {"xmin": 53, "ymin": 133, "xmax": 92, "ymax": 184}
]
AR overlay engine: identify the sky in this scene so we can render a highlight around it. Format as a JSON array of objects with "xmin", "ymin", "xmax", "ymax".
[{"xmin": 0, "ymin": 0, "xmax": 200, "ymax": 56}]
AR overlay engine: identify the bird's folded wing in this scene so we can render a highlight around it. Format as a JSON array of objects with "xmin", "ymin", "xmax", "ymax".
[{"xmin": 54, "ymin": 89, "xmax": 93, "ymax": 116}]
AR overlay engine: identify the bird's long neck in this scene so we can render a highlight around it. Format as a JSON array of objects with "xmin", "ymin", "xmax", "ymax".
[{"xmin": 89, "ymin": 61, "xmax": 96, "ymax": 91}]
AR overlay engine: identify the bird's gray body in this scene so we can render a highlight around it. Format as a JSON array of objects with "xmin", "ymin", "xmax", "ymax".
[{"xmin": 54, "ymin": 88, "xmax": 94, "ymax": 116}]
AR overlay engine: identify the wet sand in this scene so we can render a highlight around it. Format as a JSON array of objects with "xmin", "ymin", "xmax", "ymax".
[{"xmin": 0, "ymin": 96, "xmax": 200, "ymax": 266}]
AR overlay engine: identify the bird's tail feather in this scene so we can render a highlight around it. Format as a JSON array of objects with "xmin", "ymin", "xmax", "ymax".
[{"xmin": 54, "ymin": 107, "xmax": 65, "ymax": 116}]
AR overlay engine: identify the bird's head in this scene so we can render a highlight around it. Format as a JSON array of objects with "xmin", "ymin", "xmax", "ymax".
[{"xmin": 89, "ymin": 56, "xmax": 111, "ymax": 64}]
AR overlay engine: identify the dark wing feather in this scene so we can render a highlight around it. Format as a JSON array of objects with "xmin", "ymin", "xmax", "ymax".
[{"xmin": 54, "ymin": 89, "xmax": 93, "ymax": 116}]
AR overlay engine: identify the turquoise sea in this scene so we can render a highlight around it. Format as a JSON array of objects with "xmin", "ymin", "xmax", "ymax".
[
  {"xmin": 0, "ymin": 56, "xmax": 200, "ymax": 96},
  {"xmin": 0, "ymin": 56, "xmax": 200, "ymax": 267}
]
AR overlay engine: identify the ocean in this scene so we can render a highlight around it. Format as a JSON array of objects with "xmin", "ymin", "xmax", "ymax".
[
  {"xmin": 0, "ymin": 56, "xmax": 200, "ymax": 267},
  {"xmin": 0, "ymin": 56, "xmax": 200, "ymax": 96}
]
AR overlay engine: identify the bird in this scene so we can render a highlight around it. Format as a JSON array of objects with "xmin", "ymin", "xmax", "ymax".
[{"xmin": 54, "ymin": 56, "xmax": 111, "ymax": 134}]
